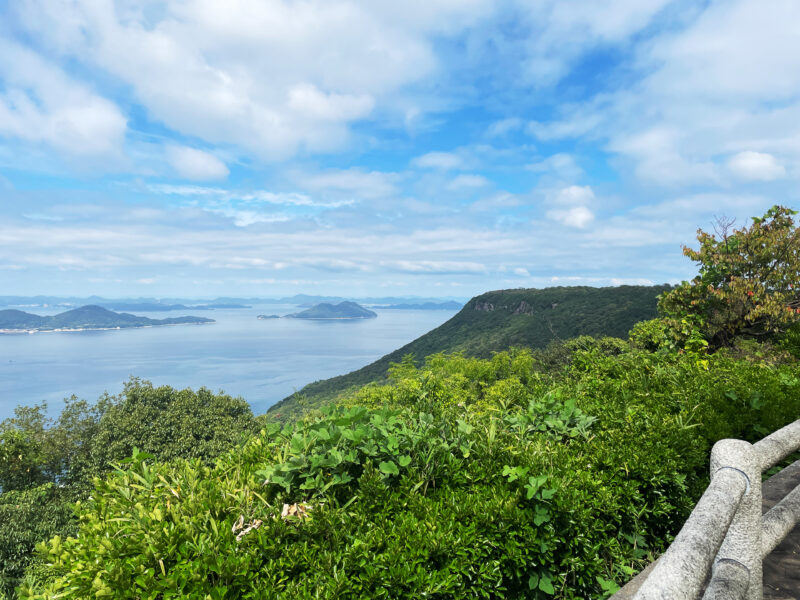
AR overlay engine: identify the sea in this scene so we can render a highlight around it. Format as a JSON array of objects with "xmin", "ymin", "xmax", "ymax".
[{"xmin": 0, "ymin": 305, "xmax": 457, "ymax": 421}]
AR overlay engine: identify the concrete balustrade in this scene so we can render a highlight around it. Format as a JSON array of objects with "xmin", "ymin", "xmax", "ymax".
[
  {"xmin": 761, "ymin": 479, "xmax": 800, "ymax": 557},
  {"xmin": 620, "ymin": 418, "xmax": 800, "ymax": 600},
  {"xmin": 753, "ymin": 419, "xmax": 800, "ymax": 471}
]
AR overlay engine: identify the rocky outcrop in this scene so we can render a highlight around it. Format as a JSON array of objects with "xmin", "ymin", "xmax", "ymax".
[
  {"xmin": 513, "ymin": 301, "xmax": 533, "ymax": 315},
  {"xmin": 474, "ymin": 301, "xmax": 495, "ymax": 312}
]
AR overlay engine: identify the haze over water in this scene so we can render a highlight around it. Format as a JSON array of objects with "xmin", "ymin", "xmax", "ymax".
[{"xmin": 0, "ymin": 306, "xmax": 456, "ymax": 420}]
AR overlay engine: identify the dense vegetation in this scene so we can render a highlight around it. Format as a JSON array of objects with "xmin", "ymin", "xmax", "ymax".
[
  {"xmin": 0, "ymin": 382, "xmax": 259, "ymax": 596},
  {"xmin": 2, "ymin": 206, "xmax": 798, "ymax": 599},
  {"xmin": 17, "ymin": 340, "xmax": 800, "ymax": 599},
  {"xmin": 0, "ymin": 305, "xmax": 213, "ymax": 332},
  {"xmin": 271, "ymin": 284, "xmax": 670, "ymax": 419}
]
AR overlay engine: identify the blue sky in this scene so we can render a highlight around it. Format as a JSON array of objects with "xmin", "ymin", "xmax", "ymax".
[{"xmin": 0, "ymin": 0, "xmax": 798, "ymax": 299}]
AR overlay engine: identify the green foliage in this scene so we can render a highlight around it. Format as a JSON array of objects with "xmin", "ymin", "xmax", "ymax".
[
  {"xmin": 0, "ymin": 397, "xmax": 105, "ymax": 492},
  {"xmin": 90, "ymin": 378, "xmax": 258, "ymax": 468},
  {"xmin": 659, "ymin": 205, "xmax": 800, "ymax": 347},
  {"xmin": 0, "ymin": 380, "xmax": 259, "ymax": 598},
  {"xmin": 0, "ymin": 485, "xmax": 76, "ymax": 597},
  {"xmin": 24, "ymin": 344, "xmax": 800, "ymax": 599},
  {"xmin": 271, "ymin": 285, "xmax": 669, "ymax": 419}
]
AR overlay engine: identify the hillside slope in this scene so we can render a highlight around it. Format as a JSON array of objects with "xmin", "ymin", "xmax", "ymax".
[
  {"xmin": 288, "ymin": 301, "xmax": 377, "ymax": 319},
  {"xmin": 0, "ymin": 305, "xmax": 214, "ymax": 331},
  {"xmin": 269, "ymin": 285, "xmax": 670, "ymax": 417}
]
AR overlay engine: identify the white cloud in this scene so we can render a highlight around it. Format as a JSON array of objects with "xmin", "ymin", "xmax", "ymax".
[
  {"xmin": 11, "ymin": 0, "xmax": 492, "ymax": 159},
  {"xmin": 385, "ymin": 260, "xmax": 487, "ymax": 274},
  {"xmin": 510, "ymin": 0, "xmax": 671, "ymax": 86},
  {"xmin": 535, "ymin": 0, "xmax": 800, "ymax": 186},
  {"xmin": 0, "ymin": 38, "xmax": 126, "ymax": 158},
  {"xmin": 527, "ymin": 153, "xmax": 583, "ymax": 180},
  {"xmin": 447, "ymin": 174, "xmax": 490, "ymax": 190},
  {"xmin": 555, "ymin": 185, "xmax": 594, "ymax": 205},
  {"xmin": 470, "ymin": 191, "xmax": 522, "ymax": 212},
  {"xmin": 546, "ymin": 205, "xmax": 594, "ymax": 228},
  {"xmin": 147, "ymin": 184, "xmax": 318, "ymax": 206},
  {"xmin": 412, "ymin": 151, "xmax": 463, "ymax": 170},
  {"xmin": 727, "ymin": 151, "xmax": 786, "ymax": 181},
  {"xmin": 486, "ymin": 118, "xmax": 523, "ymax": 137},
  {"xmin": 167, "ymin": 146, "xmax": 229, "ymax": 181},
  {"xmin": 299, "ymin": 168, "xmax": 399, "ymax": 199}
]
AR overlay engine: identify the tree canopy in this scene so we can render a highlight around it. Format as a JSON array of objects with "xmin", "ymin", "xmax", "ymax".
[{"xmin": 659, "ymin": 205, "xmax": 800, "ymax": 347}]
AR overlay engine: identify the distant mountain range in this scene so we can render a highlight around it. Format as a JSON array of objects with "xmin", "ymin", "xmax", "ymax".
[
  {"xmin": 0, "ymin": 295, "xmax": 464, "ymax": 309},
  {"xmin": 269, "ymin": 285, "xmax": 671, "ymax": 418},
  {"xmin": 287, "ymin": 301, "xmax": 377, "ymax": 320},
  {"xmin": 0, "ymin": 305, "xmax": 215, "ymax": 333}
]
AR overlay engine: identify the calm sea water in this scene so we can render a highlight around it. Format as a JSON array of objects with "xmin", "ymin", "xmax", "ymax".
[{"xmin": 0, "ymin": 305, "xmax": 456, "ymax": 420}]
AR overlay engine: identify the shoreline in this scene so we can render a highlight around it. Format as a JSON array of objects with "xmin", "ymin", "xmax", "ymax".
[{"xmin": 0, "ymin": 321, "xmax": 215, "ymax": 335}]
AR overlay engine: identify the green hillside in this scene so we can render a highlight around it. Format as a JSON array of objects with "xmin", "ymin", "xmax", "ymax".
[
  {"xmin": 0, "ymin": 305, "xmax": 214, "ymax": 332},
  {"xmin": 288, "ymin": 301, "xmax": 377, "ymax": 320},
  {"xmin": 269, "ymin": 285, "xmax": 670, "ymax": 418}
]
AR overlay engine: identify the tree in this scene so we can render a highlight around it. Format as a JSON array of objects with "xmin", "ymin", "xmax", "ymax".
[
  {"xmin": 88, "ymin": 378, "xmax": 258, "ymax": 468},
  {"xmin": 0, "ymin": 379, "xmax": 259, "ymax": 597},
  {"xmin": 659, "ymin": 205, "xmax": 800, "ymax": 347}
]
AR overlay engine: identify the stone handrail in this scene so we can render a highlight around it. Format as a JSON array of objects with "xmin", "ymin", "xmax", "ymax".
[{"xmin": 631, "ymin": 418, "xmax": 800, "ymax": 600}]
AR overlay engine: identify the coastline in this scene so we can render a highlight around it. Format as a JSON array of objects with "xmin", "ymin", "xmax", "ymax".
[{"xmin": 0, "ymin": 321, "xmax": 214, "ymax": 335}]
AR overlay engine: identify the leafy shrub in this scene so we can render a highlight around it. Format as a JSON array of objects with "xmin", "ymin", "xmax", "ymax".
[
  {"xmin": 0, "ymin": 379, "xmax": 259, "ymax": 598},
  {"xmin": 0, "ymin": 485, "xmax": 76, "ymax": 597},
  {"xmin": 23, "ymin": 345, "xmax": 800, "ymax": 599},
  {"xmin": 659, "ymin": 205, "xmax": 800, "ymax": 347}
]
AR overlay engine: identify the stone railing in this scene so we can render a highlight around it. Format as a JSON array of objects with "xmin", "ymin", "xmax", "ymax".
[{"xmin": 627, "ymin": 418, "xmax": 800, "ymax": 600}]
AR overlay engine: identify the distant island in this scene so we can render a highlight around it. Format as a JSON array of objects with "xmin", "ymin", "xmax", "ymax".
[
  {"xmin": 379, "ymin": 301, "xmax": 463, "ymax": 310},
  {"xmin": 257, "ymin": 314, "xmax": 281, "ymax": 320},
  {"xmin": 287, "ymin": 301, "xmax": 377, "ymax": 320},
  {"xmin": 0, "ymin": 305, "xmax": 215, "ymax": 333}
]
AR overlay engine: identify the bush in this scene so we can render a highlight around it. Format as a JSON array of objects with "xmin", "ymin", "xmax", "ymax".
[
  {"xmin": 24, "ymin": 345, "xmax": 800, "ymax": 599},
  {"xmin": 659, "ymin": 205, "xmax": 800, "ymax": 347},
  {"xmin": 0, "ymin": 379, "xmax": 259, "ymax": 597},
  {"xmin": 0, "ymin": 485, "xmax": 76, "ymax": 597}
]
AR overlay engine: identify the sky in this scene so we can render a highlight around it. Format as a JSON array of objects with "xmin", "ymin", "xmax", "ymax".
[{"xmin": 0, "ymin": 0, "xmax": 798, "ymax": 299}]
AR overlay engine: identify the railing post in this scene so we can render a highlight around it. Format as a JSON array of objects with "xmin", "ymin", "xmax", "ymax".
[{"xmin": 708, "ymin": 439, "xmax": 762, "ymax": 600}]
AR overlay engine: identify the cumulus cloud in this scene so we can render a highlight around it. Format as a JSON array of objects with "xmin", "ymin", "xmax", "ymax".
[
  {"xmin": 544, "ymin": 185, "xmax": 595, "ymax": 228},
  {"xmin": 0, "ymin": 38, "xmax": 126, "ymax": 158},
  {"xmin": 555, "ymin": 185, "xmax": 594, "ymax": 205},
  {"xmin": 546, "ymin": 205, "xmax": 594, "ymax": 228},
  {"xmin": 10, "ymin": 0, "xmax": 493, "ymax": 159},
  {"xmin": 534, "ymin": 0, "xmax": 800, "ymax": 186},
  {"xmin": 166, "ymin": 146, "xmax": 229, "ymax": 181},
  {"xmin": 727, "ymin": 151, "xmax": 786, "ymax": 181}
]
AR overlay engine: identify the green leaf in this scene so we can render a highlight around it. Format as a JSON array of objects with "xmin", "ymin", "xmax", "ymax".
[
  {"xmin": 379, "ymin": 461, "xmax": 399, "ymax": 476},
  {"xmin": 528, "ymin": 574, "xmax": 539, "ymax": 590},
  {"xmin": 397, "ymin": 455, "xmax": 412, "ymax": 468},
  {"xmin": 539, "ymin": 574, "xmax": 555, "ymax": 595}
]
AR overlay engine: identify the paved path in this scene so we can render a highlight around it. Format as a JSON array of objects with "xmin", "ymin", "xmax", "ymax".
[
  {"xmin": 613, "ymin": 460, "xmax": 800, "ymax": 599},
  {"xmin": 762, "ymin": 459, "xmax": 800, "ymax": 599}
]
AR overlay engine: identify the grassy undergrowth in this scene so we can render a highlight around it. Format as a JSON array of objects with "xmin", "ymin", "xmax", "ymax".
[{"xmin": 20, "ymin": 339, "xmax": 800, "ymax": 599}]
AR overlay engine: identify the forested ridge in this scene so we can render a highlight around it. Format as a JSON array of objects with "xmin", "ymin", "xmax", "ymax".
[
  {"xmin": 1, "ymin": 206, "xmax": 799, "ymax": 599},
  {"xmin": 270, "ymin": 284, "xmax": 670, "ymax": 419}
]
